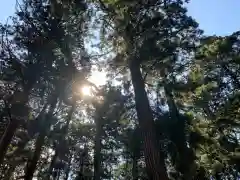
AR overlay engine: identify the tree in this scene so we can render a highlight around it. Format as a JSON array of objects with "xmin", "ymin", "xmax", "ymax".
[
  {"xmin": 0, "ymin": 0, "xmax": 240, "ymax": 179},
  {"xmin": 94, "ymin": 0, "xmax": 201, "ymax": 179},
  {"xmin": 0, "ymin": 0, "xmax": 90, "ymax": 178}
]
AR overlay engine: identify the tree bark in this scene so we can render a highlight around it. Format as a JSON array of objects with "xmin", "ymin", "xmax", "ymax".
[
  {"xmin": 64, "ymin": 154, "xmax": 72, "ymax": 180},
  {"xmin": 25, "ymin": 97, "xmax": 58, "ymax": 180},
  {"xmin": 76, "ymin": 150, "xmax": 86, "ymax": 180},
  {"xmin": 132, "ymin": 155, "xmax": 138, "ymax": 180},
  {"xmin": 164, "ymin": 85, "xmax": 195, "ymax": 180},
  {"xmin": 164, "ymin": 85, "xmax": 179, "ymax": 120},
  {"xmin": 3, "ymin": 165, "xmax": 16, "ymax": 180},
  {"xmin": 0, "ymin": 119, "xmax": 19, "ymax": 165},
  {"xmin": 6, "ymin": 104, "xmax": 48, "ymax": 160},
  {"xmin": 47, "ymin": 150, "xmax": 58, "ymax": 180},
  {"xmin": 93, "ymin": 118, "xmax": 102, "ymax": 180},
  {"xmin": 129, "ymin": 61, "xmax": 169, "ymax": 180},
  {"xmin": 0, "ymin": 63, "xmax": 41, "ymax": 165},
  {"xmin": 46, "ymin": 101, "xmax": 76, "ymax": 180},
  {"xmin": 25, "ymin": 132, "xmax": 46, "ymax": 180},
  {"xmin": 0, "ymin": 92, "xmax": 29, "ymax": 165}
]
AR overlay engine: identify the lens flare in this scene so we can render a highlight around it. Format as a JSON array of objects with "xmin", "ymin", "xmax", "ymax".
[{"xmin": 81, "ymin": 86, "xmax": 91, "ymax": 96}]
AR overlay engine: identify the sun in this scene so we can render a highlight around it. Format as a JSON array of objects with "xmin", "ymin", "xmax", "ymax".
[{"xmin": 81, "ymin": 86, "xmax": 91, "ymax": 96}]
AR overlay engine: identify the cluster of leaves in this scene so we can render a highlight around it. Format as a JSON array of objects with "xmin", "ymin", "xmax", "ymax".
[{"xmin": 0, "ymin": 0, "xmax": 239, "ymax": 180}]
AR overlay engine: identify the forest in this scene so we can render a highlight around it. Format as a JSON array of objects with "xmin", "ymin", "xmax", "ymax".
[{"xmin": 0, "ymin": 0, "xmax": 239, "ymax": 179}]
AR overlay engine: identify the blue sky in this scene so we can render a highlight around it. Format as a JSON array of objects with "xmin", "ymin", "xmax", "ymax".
[
  {"xmin": 0, "ymin": 0, "xmax": 240, "ymax": 36},
  {"xmin": 0, "ymin": 0, "xmax": 15, "ymax": 23},
  {"xmin": 186, "ymin": 0, "xmax": 240, "ymax": 36}
]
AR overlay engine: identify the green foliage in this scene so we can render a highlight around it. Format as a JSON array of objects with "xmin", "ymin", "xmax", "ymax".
[{"xmin": 0, "ymin": 0, "xmax": 239, "ymax": 179}]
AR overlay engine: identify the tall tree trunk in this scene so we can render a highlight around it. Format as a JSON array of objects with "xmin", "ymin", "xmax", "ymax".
[
  {"xmin": 0, "ymin": 64, "xmax": 41, "ymax": 165},
  {"xmin": 53, "ymin": 169, "xmax": 61, "ymax": 180},
  {"xmin": 46, "ymin": 101, "xmax": 76, "ymax": 180},
  {"xmin": 0, "ymin": 91, "xmax": 29, "ymax": 165},
  {"xmin": 25, "ymin": 133, "xmax": 45, "ymax": 180},
  {"xmin": 47, "ymin": 149, "xmax": 58, "ymax": 180},
  {"xmin": 164, "ymin": 85, "xmax": 195, "ymax": 180},
  {"xmin": 6, "ymin": 104, "xmax": 48, "ymax": 160},
  {"xmin": 25, "ymin": 96, "xmax": 58, "ymax": 180},
  {"xmin": 64, "ymin": 168, "xmax": 70, "ymax": 180},
  {"xmin": 132, "ymin": 154, "xmax": 138, "ymax": 180},
  {"xmin": 76, "ymin": 160, "xmax": 84, "ymax": 180},
  {"xmin": 0, "ymin": 118, "xmax": 19, "ymax": 165},
  {"xmin": 93, "ymin": 118, "xmax": 102, "ymax": 180},
  {"xmin": 64, "ymin": 154, "xmax": 72, "ymax": 180},
  {"xmin": 164, "ymin": 85, "xmax": 179, "ymax": 120},
  {"xmin": 3, "ymin": 165, "xmax": 16, "ymax": 180},
  {"xmin": 129, "ymin": 61, "xmax": 169, "ymax": 180},
  {"xmin": 125, "ymin": 158, "xmax": 129, "ymax": 178},
  {"xmin": 76, "ymin": 146, "xmax": 88, "ymax": 180}
]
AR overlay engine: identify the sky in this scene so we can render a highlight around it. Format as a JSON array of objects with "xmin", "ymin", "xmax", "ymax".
[
  {"xmin": 1, "ymin": 0, "xmax": 240, "ymax": 35},
  {"xmin": 186, "ymin": 0, "xmax": 240, "ymax": 36},
  {"xmin": 0, "ymin": 0, "xmax": 240, "ymax": 86},
  {"xmin": 0, "ymin": 0, "xmax": 15, "ymax": 23}
]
